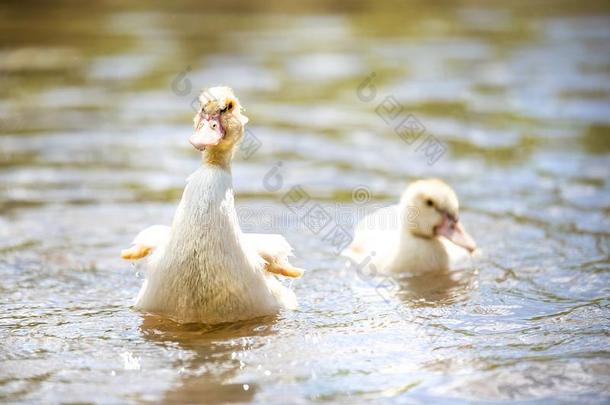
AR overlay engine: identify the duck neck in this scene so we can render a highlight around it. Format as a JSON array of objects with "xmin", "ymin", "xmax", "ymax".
[
  {"xmin": 403, "ymin": 231, "xmax": 433, "ymax": 246},
  {"xmin": 202, "ymin": 147, "xmax": 233, "ymax": 171},
  {"xmin": 399, "ymin": 230, "xmax": 449, "ymax": 272}
]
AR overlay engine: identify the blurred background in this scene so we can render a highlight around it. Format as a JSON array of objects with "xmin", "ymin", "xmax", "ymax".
[{"xmin": 1, "ymin": 0, "xmax": 609, "ymax": 403}]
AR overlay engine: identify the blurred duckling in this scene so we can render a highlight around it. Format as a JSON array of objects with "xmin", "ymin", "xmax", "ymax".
[{"xmin": 344, "ymin": 179, "xmax": 477, "ymax": 274}]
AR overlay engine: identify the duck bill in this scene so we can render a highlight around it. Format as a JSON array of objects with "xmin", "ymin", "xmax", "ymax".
[
  {"xmin": 436, "ymin": 214, "xmax": 477, "ymax": 253},
  {"xmin": 189, "ymin": 117, "xmax": 224, "ymax": 151}
]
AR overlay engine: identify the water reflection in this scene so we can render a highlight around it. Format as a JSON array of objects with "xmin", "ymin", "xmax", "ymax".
[
  {"xmin": 394, "ymin": 269, "xmax": 478, "ymax": 306},
  {"xmin": 139, "ymin": 315, "xmax": 278, "ymax": 403}
]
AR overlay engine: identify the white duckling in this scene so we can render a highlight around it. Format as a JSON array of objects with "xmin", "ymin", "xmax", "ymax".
[
  {"xmin": 121, "ymin": 86, "xmax": 303, "ymax": 324},
  {"xmin": 344, "ymin": 179, "xmax": 477, "ymax": 274}
]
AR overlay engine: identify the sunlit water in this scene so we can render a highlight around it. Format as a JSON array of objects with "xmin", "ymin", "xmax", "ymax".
[{"xmin": 1, "ymin": 1, "xmax": 609, "ymax": 403}]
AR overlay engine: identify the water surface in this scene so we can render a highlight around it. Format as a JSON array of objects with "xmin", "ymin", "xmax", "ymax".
[{"xmin": 1, "ymin": 1, "xmax": 609, "ymax": 403}]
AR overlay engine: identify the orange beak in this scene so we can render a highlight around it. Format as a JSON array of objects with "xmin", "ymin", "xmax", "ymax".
[
  {"xmin": 190, "ymin": 114, "xmax": 224, "ymax": 151},
  {"xmin": 435, "ymin": 212, "xmax": 477, "ymax": 253}
]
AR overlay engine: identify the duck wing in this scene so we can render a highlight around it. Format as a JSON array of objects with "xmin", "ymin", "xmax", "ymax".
[
  {"xmin": 121, "ymin": 225, "xmax": 170, "ymax": 260},
  {"xmin": 243, "ymin": 233, "xmax": 304, "ymax": 278}
]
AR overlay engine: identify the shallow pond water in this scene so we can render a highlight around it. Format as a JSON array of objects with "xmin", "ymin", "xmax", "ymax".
[{"xmin": 1, "ymin": 1, "xmax": 609, "ymax": 403}]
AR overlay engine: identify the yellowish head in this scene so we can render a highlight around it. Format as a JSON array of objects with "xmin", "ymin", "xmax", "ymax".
[
  {"xmin": 190, "ymin": 86, "xmax": 249, "ymax": 157},
  {"xmin": 401, "ymin": 178, "xmax": 477, "ymax": 253}
]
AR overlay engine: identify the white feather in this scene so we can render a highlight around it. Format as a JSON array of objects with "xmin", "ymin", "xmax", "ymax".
[
  {"xmin": 242, "ymin": 233, "xmax": 294, "ymax": 264},
  {"xmin": 131, "ymin": 225, "xmax": 170, "ymax": 248}
]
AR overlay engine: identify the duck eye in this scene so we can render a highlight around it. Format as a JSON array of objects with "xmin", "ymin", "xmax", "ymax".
[
  {"xmin": 210, "ymin": 122, "xmax": 217, "ymax": 129},
  {"xmin": 426, "ymin": 199, "xmax": 434, "ymax": 207},
  {"xmin": 220, "ymin": 101, "xmax": 233, "ymax": 114}
]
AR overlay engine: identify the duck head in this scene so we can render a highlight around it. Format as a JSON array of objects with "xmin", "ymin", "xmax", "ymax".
[
  {"xmin": 190, "ymin": 86, "xmax": 249, "ymax": 166},
  {"xmin": 400, "ymin": 179, "xmax": 477, "ymax": 253}
]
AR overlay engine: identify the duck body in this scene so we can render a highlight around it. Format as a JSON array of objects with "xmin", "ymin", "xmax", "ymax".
[
  {"xmin": 349, "ymin": 204, "xmax": 451, "ymax": 274},
  {"xmin": 135, "ymin": 165, "xmax": 295, "ymax": 324}
]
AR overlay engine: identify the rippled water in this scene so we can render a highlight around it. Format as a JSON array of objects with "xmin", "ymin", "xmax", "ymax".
[{"xmin": 1, "ymin": 1, "xmax": 609, "ymax": 403}]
